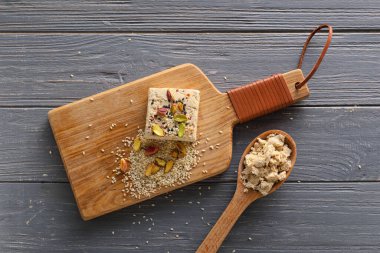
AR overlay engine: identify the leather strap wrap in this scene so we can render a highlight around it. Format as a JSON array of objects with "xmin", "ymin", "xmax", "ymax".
[{"xmin": 227, "ymin": 74, "xmax": 293, "ymax": 123}]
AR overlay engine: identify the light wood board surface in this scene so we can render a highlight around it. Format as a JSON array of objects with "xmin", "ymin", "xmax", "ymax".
[{"xmin": 48, "ymin": 64, "xmax": 308, "ymax": 220}]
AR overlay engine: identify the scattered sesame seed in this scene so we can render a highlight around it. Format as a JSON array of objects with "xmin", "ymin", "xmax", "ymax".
[
  {"xmin": 358, "ymin": 165, "xmax": 362, "ymax": 169},
  {"xmin": 88, "ymin": 124, "xmax": 92, "ymax": 127},
  {"xmin": 130, "ymin": 99, "xmax": 134, "ymax": 104},
  {"xmin": 170, "ymin": 228, "xmax": 174, "ymax": 231},
  {"xmin": 89, "ymin": 98, "xmax": 94, "ymax": 102},
  {"xmin": 232, "ymin": 250, "xmax": 236, "ymax": 253},
  {"xmin": 70, "ymin": 74, "xmax": 74, "ymax": 78},
  {"xmin": 209, "ymin": 145, "xmax": 214, "ymax": 150},
  {"xmin": 201, "ymin": 207, "xmax": 205, "ymax": 211},
  {"xmin": 226, "ymin": 106, "xmax": 230, "ymax": 109},
  {"xmin": 201, "ymin": 149, "xmax": 206, "ymax": 153},
  {"xmin": 148, "ymin": 227, "xmax": 152, "ymax": 231},
  {"xmin": 172, "ymin": 211, "xmax": 175, "ymax": 214},
  {"xmin": 224, "ymin": 76, "xmax": 227, "ymax": 80},
  {"xmin": 128, "ymin": 38, "xmax": 132, "ymax": 41},
  {"xmin": 218, "ymin": 130, "xmax": 223, "ymax": 134},
  {"xmin": 290, "ymin": 117, "xmax": 294, "ymax": 120},
  {"xmin": 246, "ymin": 125, "xmax": 249, "ymax": 129},
  {"xmin": 248, "ymin": 237, "xmax": 252, "ymax": 241},
  {"xmin": 101, "ymin": 149, "xmax": 105, "ymax": 153},
  {"xmin": 146, "ymin": 241, "xmax": 149, "ymax": 244},
  {"xmin": 151, "ymin": 203, "xmax": 155, "ymax": 207},
  {"xmin": 297, "ymin": 180, "xmax": 301, "ymax": 183},
  {"xmin": 185, "ymin": 222, "xmax": 189, "ymax": 225},
  {"xmin": 85, "ymin": 136, "xmax": 90, "ymax": 140},
  {"xmin": 206, "ymin": 137, "xmax": 210, "ymax": 141},
  {"xmin": 111, "ymin": 231, "xmax": 115, "ymax": 235},
  {"xmin": 197, "ymin": 201, "xmax": 200, "ymax": 205},
  {"xmin": 175, "ymin": 234, "xmax": 179, "ymax": 238},
  {"xmin": 125, "ymin": 123, "xmax": 129, "ymax": 127},
  {"xmin": 42, "ymin": 174, "xmax": 48, "ymax": 177},
  {"xmin": 48, "ymin": 150, "xmax": 52, "ymax": 155},
  {"xmin": 208, "ymin": 186, "xmax": 211, "ymax": 190},
  {"xmin": 203, "ymin": 162, "xmax": 206, "ymax": 166},
  {"xmin": 82, "ymin": 151, "xmax": 86, "ymax": 155}
]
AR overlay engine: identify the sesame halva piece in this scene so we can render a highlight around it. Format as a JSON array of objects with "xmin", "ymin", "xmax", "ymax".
[{"xmin": 144, "ymin": 88, "xmax": 200, "ymax": 142}]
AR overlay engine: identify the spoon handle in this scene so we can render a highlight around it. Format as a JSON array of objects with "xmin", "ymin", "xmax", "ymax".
[{"xmin": 196, "ymin": 192, "xmax": 253, "ymax": 253}]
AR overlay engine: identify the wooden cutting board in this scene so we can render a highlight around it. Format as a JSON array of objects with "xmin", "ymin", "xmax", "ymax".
[{"xmin": 48, "ymin": 63, "xmax": 309, "ymax": 220}]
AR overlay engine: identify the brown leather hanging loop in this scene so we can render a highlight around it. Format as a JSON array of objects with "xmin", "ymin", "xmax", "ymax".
[{"xmin": 295, "ymin": 24, "xmax": 333, "ymax": 89}]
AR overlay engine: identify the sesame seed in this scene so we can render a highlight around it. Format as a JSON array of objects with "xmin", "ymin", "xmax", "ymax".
[
  {"xmin": 218, "ymin": 130, "xmax": 223, "ymax": 134},
  {"xmin": 101, "ymin": 149, "xmax": 105, "ymax": 153},
  {"xmin": 248, "ymin": 237, "xmax": 252, "ymax": 241},
  {"xmin": 201, "ymin": 149, "xmax": 206, "ymax": 153},
  {"xmin": 88, "ymin": 124, "xmax": 92, "ymax": 127},
  {"xmin": 232, "ymin": 250, "xmax": 236, "ymax": 253},
  {"xmin": 185, "ymin": 222, "xmax": 189, "ymax": 225},
  {"xmin": 358, "ymin": 165, "xmax": 362, "ymax": 169},
  {"xmin": 89, "ymin": 98, "xmax": 94, "ymax": 102},
  {"xmin": 209, "ymin": 145, "xmax": 214, "ymax": 150},
  {"xmin": 175, "ymin": 235, "xmax": 179, "ymax": 238},
  {"xmin": 206, "ymin": 137, "xmax": 210, "ymax": 141},
  {"xmin": 130, "ymin": 99, "xmax": 134, "ymax": 104},
  {"xmin": 111, "ymin": 231, "xmax": 115, "ymax": 235},
  {"xmin": 170, "ymin": 228, "xmax": 174, "ymax": 231},
  {"xmin": 224, "ymin": 76, "xmax": 227, "ymax": 80},
  {"xmin": 172, "ymin": 211, "xmax": 175, "ymax": 214},
  {"xmin": 85, "ymin": 136, "xmax": 90, "ymax": 140},
  {"xmin": 82, "ymin": 151, "xmax": 86, "ymax": 155},
  {"xmin": 125, "ymin": 123, "xmax": 128, "ymax": 127},
  {"xmin": 201, "ymin": 207, "xmax": 205, "ymax": 211},
  {"xmin": 48, "ymin": 150, "xmax": 52, "ymax": 155},
  {"xmin": 226, "ymin": 106, "xmax": 230, "ymax": 109},
  {"xmin": 203, "ymin": 162, "xmax": 206, "ymax": 166},
  {"xmin": 70, "ymin": 74, "xmax": 74, "ymax": 78},
  {"xmin": 146, "ymin": 241, "xmax": 149, "ymax": 244},
  {"xmin": 290, "ymin": 117, "xmax": 294, "ymax": 120}
]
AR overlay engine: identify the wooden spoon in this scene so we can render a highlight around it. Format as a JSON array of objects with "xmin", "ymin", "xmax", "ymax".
[{"xmin": 196, "ymin": 130, "xmax": 297, "ymax": 253}]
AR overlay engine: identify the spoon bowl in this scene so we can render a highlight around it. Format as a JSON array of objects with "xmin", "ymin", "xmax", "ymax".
[
  {"xmin": 196, "ymin": 130, "xmax": 297, "ymax": 253},
  {"xmin": 236, "ymin": 129, "xmax": 297, "ymax": 201}
]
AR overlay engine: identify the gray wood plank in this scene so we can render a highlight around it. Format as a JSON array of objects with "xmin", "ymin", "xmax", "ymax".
[
  {"xmin": 0, "ymin": 33, "xmax": 379, "ymax": 106},
  {"xmin": 0, "ymin": 182, "xmax": 379, "ymax": 252},
  {"xmin": 0, "ymin": 0, "xmax": 379, "ymax": 32},
  {"xmin": 0, "ymin": 107, "xmax": 376, "ymax": 182}
]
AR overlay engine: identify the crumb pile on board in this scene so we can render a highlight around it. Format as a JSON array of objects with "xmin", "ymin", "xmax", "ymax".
[{"xmin": 110, "ymin": 130, "xmax": 200, "ymax": 200}]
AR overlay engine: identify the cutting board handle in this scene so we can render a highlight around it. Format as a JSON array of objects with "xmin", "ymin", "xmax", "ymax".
[
  {"xmin": 227, "ymin": 24, "xmax": 332, "ymax": 123},
  {"xmin": 227, "ymin": 70, "xmax": 309, "ymax": 123}
]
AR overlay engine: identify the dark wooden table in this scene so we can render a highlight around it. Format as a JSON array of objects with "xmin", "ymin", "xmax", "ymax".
[{"xmin": 1, "ymin": 1, "xmax": 380, "ymax": 252}]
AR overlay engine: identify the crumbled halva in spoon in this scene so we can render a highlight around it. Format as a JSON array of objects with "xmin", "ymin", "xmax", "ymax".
[{"xmin": 241, "ymin": 134, "xmax": 291, "ymax": 196}]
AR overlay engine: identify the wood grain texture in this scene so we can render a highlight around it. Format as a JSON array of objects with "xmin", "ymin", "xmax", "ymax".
[
  {"xmin": 48, "ymin": 64, "xmax": 239, "ymax": 220},
  {"xmin": 0, "ymin": 33, "xmax": 378, "ymax": 107},
  {"xmin": 1, "ymin": 182, "xmax": 380, "ymax": 252},
  {"xmin": 0, "ymin": 0, "xmax": 379, "ymax": 32},
  {"xmin": 0, "ymin": 107, "xmax": 377, "ymax": 183}
]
